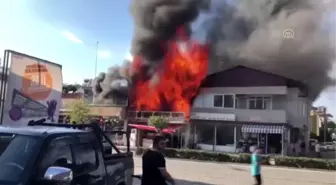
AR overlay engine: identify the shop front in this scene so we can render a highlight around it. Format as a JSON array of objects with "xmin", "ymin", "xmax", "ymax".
[
  {"xmin": 188, "ymin": 112, "xmax": 290, "ymax": 155},
  {"xmin": 188, "ymin": 112, "xmax": 237, "ymax": 152},
  {"xmin": 127, "ymin": 111, "xmax": 187, "ymax": 148},
  {"xmin": 240, "ymin": 124, "xmax": 290, "ymax": 155}
]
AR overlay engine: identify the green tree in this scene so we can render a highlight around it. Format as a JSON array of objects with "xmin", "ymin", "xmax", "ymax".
[
  {"xmin": 148, "ymin": 116, "xmax": 169, "ymax": 133},
  {"xmin": 327, "ymin": 121, "xmax": 336, "ymax": 131},
  {"xmin": 318, "ymin": 127, "xmax": 333, "ymax": 142},
  {"xmin": 69, "ymin": 101, "xmax": 90, "ymax": 124},
  {"xmin": 63, "ymin": 84, "xmax": 81, "ymax": 94},
  {"xmin": 327, "ymin": 121, "xmax": 336, "ymax": 140}
]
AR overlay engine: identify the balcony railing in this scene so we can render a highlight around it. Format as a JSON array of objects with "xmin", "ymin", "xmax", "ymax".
[{"xmin": 127, "ymin": 111, "xmax": 186, "ymax": 124}]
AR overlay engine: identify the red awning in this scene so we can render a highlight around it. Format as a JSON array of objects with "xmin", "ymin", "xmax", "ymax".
[{"xmin": 128, "ymin": 124, "xmax": 183, "ymax": 134}]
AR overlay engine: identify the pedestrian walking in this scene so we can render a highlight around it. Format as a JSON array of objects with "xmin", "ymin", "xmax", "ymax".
[
  {"xmin": 251, "ymin": 146, "xmax": 262, "ymax": 185},
  {"xmin": 141, "ymin": 135, "xmax": 175, "ymax": 185}
]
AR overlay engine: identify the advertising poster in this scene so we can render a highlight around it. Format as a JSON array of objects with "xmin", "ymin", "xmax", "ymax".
[{"xmin": 2, "ymin": 52, "xmax": 62, "ymax": 125}]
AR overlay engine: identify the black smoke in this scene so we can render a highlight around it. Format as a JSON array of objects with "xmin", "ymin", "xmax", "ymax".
[
  {"xmin": 93, "ymin": 0, "xmax": 335, "ymax": 104},
  {"xmin": 205, "ymin": 0, "xmax": 335, "ymax": 100},
  {"xmin": 129, "ymin": 0, "xmax": 207, "ymax": 67},
  {"xmin": 91, "ymin": 0, "xmax": 202, "ymax": 105},
  {"xmin": 92, "ymin": 60, "xmax": 131, "ymax": 105}
]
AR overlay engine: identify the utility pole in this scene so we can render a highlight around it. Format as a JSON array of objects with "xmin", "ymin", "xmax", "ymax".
[
  {"xmin": 318, "ymin": 106, "xmax": 328, "ymax": 143},
  {"xmin": 323, "ymin": 107, "xmax": 328, "ymax": 143},
  {"xmin": 94, "ymin": 41, "xmax": 99, "ymax": 78}
]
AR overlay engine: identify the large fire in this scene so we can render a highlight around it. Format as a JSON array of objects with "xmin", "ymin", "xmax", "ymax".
[{"xmin": 130, "ymin": 29, "xmax": 209, "ymax": 119}]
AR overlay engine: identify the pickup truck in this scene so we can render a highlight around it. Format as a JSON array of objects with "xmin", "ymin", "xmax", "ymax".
[{"xmin": 0, "ymin": 120, "xmax": 134, "ymax": 185}]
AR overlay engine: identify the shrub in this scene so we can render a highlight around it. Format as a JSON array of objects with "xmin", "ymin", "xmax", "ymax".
[
  {"xmin": 68, "ymin": 100, "xmax": 90, "ymax": 124},
  {"xmin": 148, "ymin": 116, "xmax": 169, "ymax": 132},
  {"xmin": 135, "ymin": 147, "xmax": 336, "ymax": 170}
]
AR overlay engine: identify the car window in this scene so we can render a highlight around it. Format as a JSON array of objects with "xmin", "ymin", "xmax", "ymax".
[
  {"xmin": 72, "ymin": 142, "xmax": 99, "ymax": 174},
  {"xmin": 0, "ymin": 134, "xmax": 38, "ymax": 183},
  {"xmin": 36, "ymin": 139, "xmax": 73, "ymax": 178},
  {"xmin": 102, "ymin": 135, "xmax": 123, "ymax": 154}
]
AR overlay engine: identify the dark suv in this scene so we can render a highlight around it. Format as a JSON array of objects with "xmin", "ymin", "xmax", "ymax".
[{"xmin": 0, "ymin": 121, "xmax": 134, "ymax": 185}]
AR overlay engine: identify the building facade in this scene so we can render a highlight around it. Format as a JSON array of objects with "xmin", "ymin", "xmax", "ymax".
[
  {"xmin": 185, "ymin": 66, "xmax": 311, "ymax": 156},
  {"xmin": 310, "ymin": 106, "xmax": 333, "ymax": 137},
  {"xmin": 310, "ymin": 107, "xmax": 324, "ymax": 136},
  {"xmin": 60, "ymin": 87, "xmax": 126, "ymax": 121}
]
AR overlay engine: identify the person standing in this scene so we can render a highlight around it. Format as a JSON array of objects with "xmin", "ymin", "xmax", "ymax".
[
  {"xmin": 251, "ymin": 146, "xmax": 262, "ymax": 185},
  {"xmin": 141, "ymin": 135, "xmax": 175, "ymax": 185},
  {"xmin": 315, "ymin": 142, "xmax": 321, "ymax": 157}
]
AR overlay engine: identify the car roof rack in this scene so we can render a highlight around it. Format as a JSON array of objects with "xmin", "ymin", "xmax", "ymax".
[{"xmin": 27, "ymin": 118, "xmax": 130, "ymax": 153}]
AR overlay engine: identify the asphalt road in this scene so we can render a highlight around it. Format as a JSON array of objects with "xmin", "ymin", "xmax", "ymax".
[{"xmin": 132, "ymin": 156, "xmax": 336, "ymax": 185}]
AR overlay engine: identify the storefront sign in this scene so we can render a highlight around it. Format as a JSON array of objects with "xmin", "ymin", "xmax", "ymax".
[{"xmin": 190, "ymin": 112, "xmax": 235, "ymax": 121}]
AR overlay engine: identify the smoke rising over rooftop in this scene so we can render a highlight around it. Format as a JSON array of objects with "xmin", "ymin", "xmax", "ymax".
[
  {"xmin": 92, "ymin": 61, "xmax": 131, "ymax": 105},
  {"xmin": 92, "ymin": 0, "xmax": 335, "ymax": 105},
  {"xmin": 205, "ymin": 0, "xmax": 335, "ymax": 99},
  {"xmin": 130, "ymin": 0, "xmax": 204, "ymax": 67}
]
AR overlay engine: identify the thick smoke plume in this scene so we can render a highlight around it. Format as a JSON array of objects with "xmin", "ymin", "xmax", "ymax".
[
  {"xmin": 130, "ymin": 0, "xmax": 206, "ymax": 73},
  {"xmin": 92, "ymin": 60, "xmax": 131, "ymax": 104},
  {"xmin": 93, "ymin": 0, "xmax": 335, "ymax": 104},
  {"xmin": 205, "ymin": 0, "xmax": 335, "ymax": 100}
]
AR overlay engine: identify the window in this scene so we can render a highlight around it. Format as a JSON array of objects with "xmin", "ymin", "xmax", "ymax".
[
  {"xmin": 216, "ymin": 125, "xmax": 235, "ymax": 145},
  {"xmin": 72, "ymin": 143, "xmax": 99, "ymax": 173},
  {"xmin": 213, "ymin": 95, "xmax": 223, "ymax": 107},
  {"xmin": 235, "ymin": 95, "xmax": 248, "ymax": 109},
  {"xmin": 37, "ymin": 140, "xmax": 73, "ymax": 178},
  {"xmin": 197, "ymin": 124, "xmax": 215, "ymax": 145},
  {"xmin": 248, "ymin": 96, "xmax": 271, "ymax": 110},
  {"xmin": 224, "ymin": 95, "xmax": 234, "ymax": 108},
  {"xmin": 0, "ymin": 134, "xmax": 39, "ymax": 182},
  {"xmin": 213, "ymin": 94, "xmax": 235, "ymax": 108}
]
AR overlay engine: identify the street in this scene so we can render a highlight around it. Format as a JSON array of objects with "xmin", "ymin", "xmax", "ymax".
[{"xmin": 132, "ymin": 157, "xmax": 336, "ymax": 185}]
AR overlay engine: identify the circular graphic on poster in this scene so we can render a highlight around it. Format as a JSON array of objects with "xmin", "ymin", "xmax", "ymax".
[
  {"xmin": 22, "ymin": 63, "xmax": 53, "ymax": 100},
  {"xmin": 9, "ymin": 106, "xmax": 23, "ymax": 121}
]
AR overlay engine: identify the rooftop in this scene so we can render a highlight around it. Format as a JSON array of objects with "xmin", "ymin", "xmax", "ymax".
[
  {"xmin": 0, "ymin": 125, "xmax": 86, "ymax": 136},
  {"xmin": 203, "ymin": 65, "xmax": 306, "ymax": 88}
]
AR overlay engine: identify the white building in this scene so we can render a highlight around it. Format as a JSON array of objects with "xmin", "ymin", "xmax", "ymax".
[{"xmin": 186, "ymin": 66, "xmax": 311, "ymax": 156}]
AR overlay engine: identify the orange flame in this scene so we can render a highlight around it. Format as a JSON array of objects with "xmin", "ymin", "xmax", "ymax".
[{"xmin": 130, "ymin": 29, "xmax": 209, "ymax": 119}]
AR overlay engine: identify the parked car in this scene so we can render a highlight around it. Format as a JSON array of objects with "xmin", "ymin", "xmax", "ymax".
[{"xmin": 0, "ymin": 120, "xmax": 134, "ymax": 185}]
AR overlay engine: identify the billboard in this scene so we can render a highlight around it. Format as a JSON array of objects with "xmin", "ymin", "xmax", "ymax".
[{"xmin": 1, "ymin": 51, "xmax": 62, "ymax": 125}]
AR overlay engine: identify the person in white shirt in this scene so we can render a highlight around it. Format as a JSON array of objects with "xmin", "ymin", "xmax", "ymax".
[{"xmin": 315, "ymin": 143, "xmax": 321, "ymax": 157}]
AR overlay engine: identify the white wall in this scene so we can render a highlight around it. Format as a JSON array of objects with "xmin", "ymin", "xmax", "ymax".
[
  {"xmin": 192, "ymin": 88, "xmax": 288, "ymax": 123},
  {"xmin": 193, "ymin": 87, "xmax": 312, "ymax": 127},
  {"xmin": 286, "ymin": 88, "xmax": 311, "ymax": 129},
  {"xmin": 193, "ymin": 93, "xmax": 213, "ymax": 108},
  {"xmin": 286, "ymin": 88, "xmax": 311, "ymax": 153}
]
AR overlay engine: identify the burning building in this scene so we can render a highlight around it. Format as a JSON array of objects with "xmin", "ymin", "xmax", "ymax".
[
  {"xmin": 92, "ymin": 0, "xmax": 335, "ymax": 152},
  {"xmin": 125, "ymin": 0, "xmax": 211, "ymax": 148}
]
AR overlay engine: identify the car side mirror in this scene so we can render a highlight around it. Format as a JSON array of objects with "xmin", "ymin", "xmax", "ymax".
[{"xmin": 43, "ymin": 166, "xmax": 73, "ymax": 184}]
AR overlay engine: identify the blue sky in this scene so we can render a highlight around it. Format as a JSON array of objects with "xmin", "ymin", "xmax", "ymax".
[
  {"xmin": 0, "ymin": 0, "xmax": 335, "ymax": 116},
  {"xmin": 0, "ymin": 0, "xmax": 132, "ymax": 84}
]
